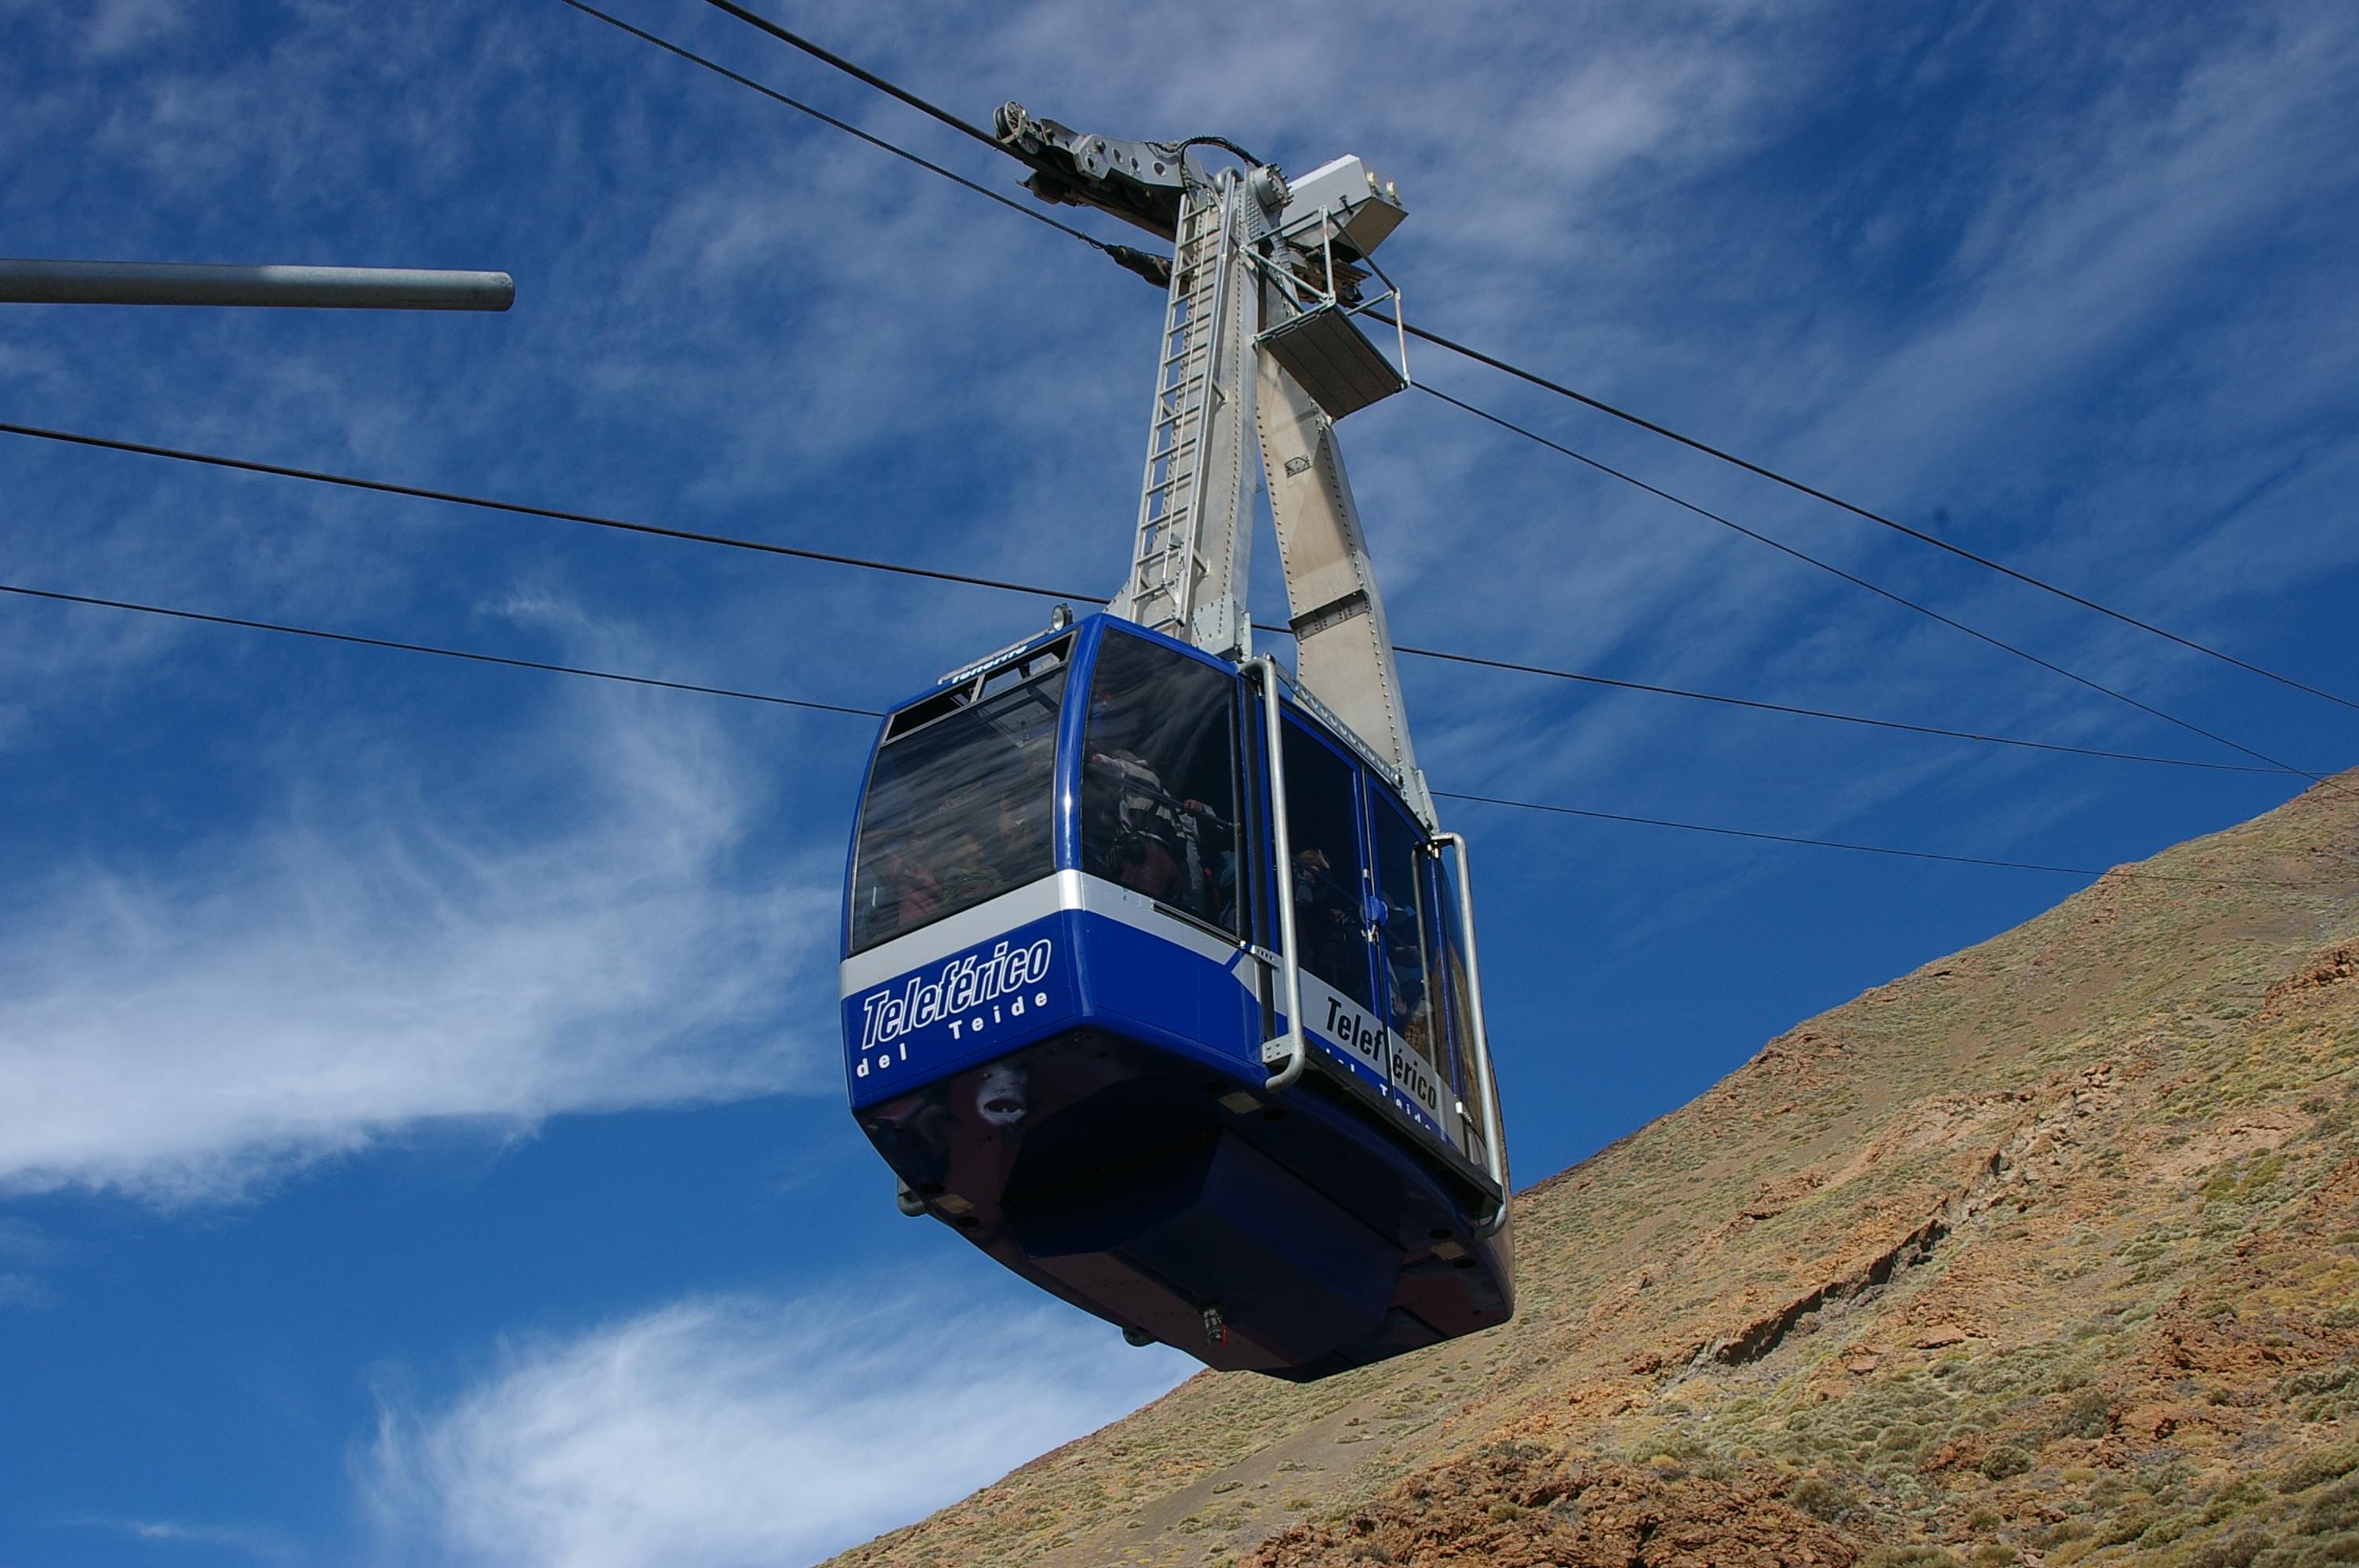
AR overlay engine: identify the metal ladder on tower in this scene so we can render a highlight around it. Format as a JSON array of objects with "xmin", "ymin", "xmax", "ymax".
[{"xmin": 1118, "ymin": 172, "xmax": 1242, "ymax": 643}]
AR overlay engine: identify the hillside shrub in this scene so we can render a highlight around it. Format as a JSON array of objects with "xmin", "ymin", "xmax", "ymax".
[
  {"xmin": 1790, "ymin": 1474, "xmax": 1864, "ymax": 1524},
  {"xmin": 1981, "ymin": 1446, "xmax": 2034, "ymax": 1480},
  {"xmin": 2295, "ymin": 1474, "xmax": 2359, "ymax": 1534},
  {"xmin": 2259, "ymin": 1536, "xmax": 2359, "ymax": 1568},
  {"xmin": 2208, "ymin": 1476, "xmax": 2359, "ymax": 1568},
  {"xmin": 2278, "ymin": 1444, "xmax": 2359, "ymax": 1495},
  {"xmin": 2094, "ymin": 1508, "xmax": 2159, "ymax": 1546},
  {"xmin": 2055, "ymin": 1388, "xmax": 2114, "ymax": 1439},
  {"xmin": 2205, "ymin": 1478, "xmax": 2266, "ymax": 1522},
  {"xmin": 2184, "ymin": 1530, "xmax": 2268, "ymax": 1567}
]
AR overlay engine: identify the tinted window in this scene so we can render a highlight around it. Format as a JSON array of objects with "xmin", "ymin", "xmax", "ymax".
[
  {"xmin": 849, "ymin": 662, "xmax": 1068, "ymax": 953},
  {"xmin": 1081, "ymin": 631, "xmax": 1244, "ymax": 936},
  {"xmin": 1281, "ymin": 720, "xmax": 1375, "ymax": 1011},
  {"xmin": 1370, "ymin": 801, "xmax": 1436, "ymax": 1068},
  {"xmin": 1430, "ymin": 853, "xmax": 1480, "ymax": 1145},
  {"xmin": 1424, "ymin": 848, "xmax": 1462, "ymax": 1117}
]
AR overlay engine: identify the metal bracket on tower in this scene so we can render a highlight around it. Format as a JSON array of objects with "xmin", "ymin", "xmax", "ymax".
[
  {"xmin": 1192, "ymin": 595, "xmax": 1249, "ymax": 659},
  {"xmin": 993, "ymin": 103, "xmax": 1189, "ymax": 240}
]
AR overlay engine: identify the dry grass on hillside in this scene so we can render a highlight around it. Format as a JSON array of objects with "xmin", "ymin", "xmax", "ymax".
[{"xmin": 831, "ymin": 772, "xmax": 2359, "ymax": 1568}]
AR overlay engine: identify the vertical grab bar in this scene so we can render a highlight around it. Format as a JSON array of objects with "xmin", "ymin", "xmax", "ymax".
[
  {"xmin": 1249, "ymin": 655, "xmax": 1308, "ymax": 1091},
  {"xmin": 1433, "ymin": 829, "xmax": 1509, "ymax": 1236}
]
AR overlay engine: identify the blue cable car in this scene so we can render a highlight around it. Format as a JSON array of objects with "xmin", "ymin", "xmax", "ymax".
[{"xmin": 841, "ymin": 612, "xmax": 1511, "ymax": 1380}]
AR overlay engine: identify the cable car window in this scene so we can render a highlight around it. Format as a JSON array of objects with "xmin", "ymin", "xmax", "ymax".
[
  {"xmin": 1281, "ymin": 720, "xmax": 1376, "ymax": 1011},
  {"xmin": 1081, "ymin": 631, "xmax": 1245, "ymax": 936},
  {"xmin": 1369, "ymin": 801, "xmax": 1437, "ymax": 1069},
  {"xmin": 849, "ymin": 661, "xmax": 1069, "ymax": 953},
  {"xmin": 1429, "ymin": 852, "xmax": 1479, "ymax": 1138}
]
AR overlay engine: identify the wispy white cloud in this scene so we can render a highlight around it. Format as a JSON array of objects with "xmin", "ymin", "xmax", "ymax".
[
  {"xmin": 0, "ymin": 600, "xmax": 839, "ymax": 1205},
  {"xmin": 0, "ymin": 1217, "xmax": 57, "ymax": 1307},
  {"xmin": 75, "ymin": 0, "xmax": 191, "ymax": 61},
  {"xmin": 362, "ymin": 1284, "xmax": 1194, "ymax": 1568},
  {"xmin": 64, "ymin": 1514, "xmax": 300, "ymax": 1563}
]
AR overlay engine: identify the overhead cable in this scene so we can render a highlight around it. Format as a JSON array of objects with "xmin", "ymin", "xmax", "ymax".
[
  {"xmin": 0, "ymin": 419, "xmax": 1089, "ymax": 601},
  {"xmin": 555, "ymin": 0, "xmax": 1110, "ymax": 253},
  {"xmin": 1372, "ymin": 319, "xmax": 2357, "ymax": 714},
  {"xmin": 1394, "ymin": 640, "xmax": 2280, "ymax": 775},
  {"xmin": 0, "ymin": 583, "xmax": 880, "ymax": 717},
  {"xmin": 1433, "ymin": 791, "xmax": 2103, "ymax": 878},
  {"xmin": 632, "ymin": 0, "xmax": 2354, "ymax": 715},
  {"xmin": 694, "ymin": 0, "xmax": 1006, "ymax": 151},
  {"xmin": 1415, "ymin": 387, "xmax": 2334, "ymax": 789},
  {"xmin": 12, "ymin": 575, "xmax": 2281, "ymax": 886},
  {"xmin": 2, "ymin": 418, "xmax": 2276, "ymax": 779},
  {"xmin": 562, "ymin": 1, "xmax": 2341, "ymax": 784}
]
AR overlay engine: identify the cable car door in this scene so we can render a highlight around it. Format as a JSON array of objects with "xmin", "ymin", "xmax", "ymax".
[
  {"xmin": 1368, "ymin": 794, "xmax": 1449, "ymax": 1139},
  {"xmin": 1277, "ymin": 717, "xmax": 1387, "ymax": 1089}
]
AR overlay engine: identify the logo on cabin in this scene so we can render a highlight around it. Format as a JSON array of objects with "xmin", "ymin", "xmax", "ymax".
[
  {"xmin": 855, "ymin": 938, "xmax": 1055, "ymax": 1077},
  {"xmin": 1389, "ymin": 1045, "xmax": 1441, "ymax": 1118},
  {"xmin": 1322, "ymin": 993, "xmax": 1387, "ymax": 1069},
  {"xmin": 1320, "ymin": 990, "xmax": 1441, "ymax": 1121}
]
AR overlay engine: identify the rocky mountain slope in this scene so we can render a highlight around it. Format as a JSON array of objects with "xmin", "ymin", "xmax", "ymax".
[{"xmin": 829, "ymin": 771, "xmax": 2359, "ymax": 1568}]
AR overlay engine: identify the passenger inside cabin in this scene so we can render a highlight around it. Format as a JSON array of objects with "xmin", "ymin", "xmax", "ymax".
[
  {"xmin": 1381, "ymin": 903, "xmax": 1430, "ymax": 1048},
  {"xmin": 1292, "ymin": 844, "xmax": 1364, "ymax": 987},
  {"xmin": 934, "ymin": 829, "xmax": 994, "ymax": 908},
  {"xmin": 1106, "ymin": 824, "xmax": 1184, "ymax": 902},
  {"xmin": 1092, "ymin": 748, "xmax": 1224, "ymax": 915},
  {"xmin": 872, "ymin": 837, "xmax": 946, "ymax": 931},
  {"xmin": 983, "ymin": 797, "xmax": 1043, "ymax": 890},
  {"xmin": 1076, "ymin": 630, "xmax": 1246, "ymax": 937}
]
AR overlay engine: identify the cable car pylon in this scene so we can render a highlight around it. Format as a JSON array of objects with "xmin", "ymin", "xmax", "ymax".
[{"xmin": 839, "ymin": 109, "xmax": 1511, "ymax": 1380}]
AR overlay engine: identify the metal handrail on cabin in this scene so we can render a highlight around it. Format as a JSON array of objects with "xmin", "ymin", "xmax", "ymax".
[
  {"xmin": 1248, "ymin": 655, "xmax": 1310, "ymax": 1091},
  {"xmin": 1433, "ymin": 829, "xmax": 1509, "ymax": 1236}
]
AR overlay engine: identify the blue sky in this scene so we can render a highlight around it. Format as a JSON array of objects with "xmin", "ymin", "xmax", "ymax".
[{"xmin": 2, "ymin": 1, "xmax": 2355, "ymax": 1563}]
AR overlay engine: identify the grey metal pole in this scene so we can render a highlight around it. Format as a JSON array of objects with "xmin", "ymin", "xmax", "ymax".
[{"xmin": 0, "ymin": 260, "xmax": 514, "ymax": 311}]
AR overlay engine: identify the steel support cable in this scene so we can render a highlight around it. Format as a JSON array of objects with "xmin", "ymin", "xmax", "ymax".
[
  {"xmin": 1, "ymin": 16, "xmax": 2299, "ymax": 887},
  {"xmin": 551, "ymin": 4, "xmax": 2334, "ymax": 789},
  {"xmin": 0, "ymin": 419, "xmax": 2277, "ymax": 779},
  {"xmin": 694, "ymin": 2, "xmax": 1261, "ymax": 183},
  {"xmin": 1432, "ymin": 790, "xmax": 2103, "ymax": 877},
  {"xmin": 602, "ymin": 0, "xmax": 2358, "ymax": 718},
  {"xmin": 1441, "ymin": 789, "xmax": 2299, "ymax": 892},
  {"xmin": 0, "ymin": 419, "xmax": 1092, "ymax": 601},
  {"xmin": 7, "ymin": 576, "xmax": 2297, "ymax": 887},
  {"xmin": 1416, "ymin": 385, "xmax": 2340, "ymax": 791},
  {"xmin": 693, "ymin": 0, "xmax": 1006, "ymax": 153},
  {"xmin": 1380, "ymin": 640, "xmax": 2281, "ymax": 775},
  {"xmin": 0, "ymin": 419, "xmax": 2291, "ymax": 779},
  {"xmin": 554, "ymin": 0, "xmax": 1110, "ymax": 253},
  {"xmin": 0, "ymin": 583, "xmax": 881, "ymax": 717},
  {"xmin": 1378, "ymin": 314, "xmax": 2359, "ymax": 715}
]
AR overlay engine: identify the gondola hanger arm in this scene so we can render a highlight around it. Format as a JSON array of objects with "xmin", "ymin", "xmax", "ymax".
[{"xmin": 990, "ymin": 103, "xmax": 1434, "ymax": 825}]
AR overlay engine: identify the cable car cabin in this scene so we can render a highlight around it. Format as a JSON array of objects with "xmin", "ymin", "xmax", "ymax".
[{"xmin": 841, "ymin": 613, "xmax": 1511, "ymax": 1381}]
